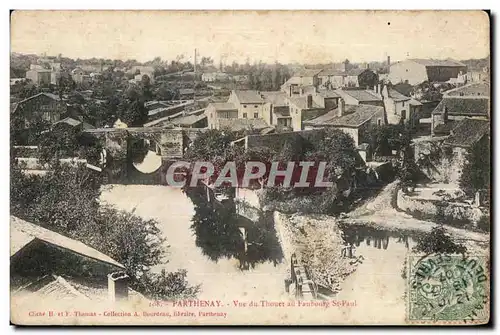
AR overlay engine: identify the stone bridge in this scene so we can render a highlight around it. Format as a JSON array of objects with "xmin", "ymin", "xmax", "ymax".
[{"xmin": 84, "ymin": 127, "xmax": 206, "ymax": 159}]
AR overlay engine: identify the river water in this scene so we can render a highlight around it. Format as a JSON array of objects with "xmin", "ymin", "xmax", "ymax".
[
  {"xmin": 101, "ymin": 184, "xmax": 426, "ymax": 323},
  {"xmin": 100, "ymin": 185, "xmax": 289, "ymax": 302}
]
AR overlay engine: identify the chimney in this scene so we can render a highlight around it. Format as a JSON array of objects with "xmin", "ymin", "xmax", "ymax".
[
  {"xmin": 289, "ymin": 85, "xmax": 292, "ymax": 97},
  {"xmin": 387, "ymin": 56, "xmax": 391, "ymax": 68},
  {"xmin": 337, "ymin": 98, "xmax": 345, "ymax": 117},
  {"xmin": 377, "ymin": 83, "xmax": 381, "ymax": 95},
  {"xmin": 307, "ymin": 94, "xmax": 313, "ymax": 108},
  {"xmin": 443, "ymin": 106, "xmax": 448, "ymax": 123},
  {"xmin": 108, "ymin": 271, "xmax": 129, "ymax": 302}
]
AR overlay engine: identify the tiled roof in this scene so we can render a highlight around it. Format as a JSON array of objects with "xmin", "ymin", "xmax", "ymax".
[
  {"xmin": 209, "ymin": 102, "xmax": 238, "ymax": 111},
  {"xmin": 35, "ymin": 276, "xmax": 89, "ymax": 300},
  {"xmin": 274, "ymin": 110, "xmax": 291, "ymax": 118},
  {"xmin": 443, "ymin": 82, "xmax": 490, "ymax": 97},
  {"xmin": 54, "ymin": 117, "xmax": 82, "ymax": 127},
  {"xmin": 319, "ymin": 68, "xmax": 368, "ymax": 77},
  {"xmin": 304, "ymin": 104, "xmax": 384, "ymax": 128},
  {"xmin": 217, "ymin": 118, "xmax": 270, "ymax": 132},
  {"xmin": 292, "ymin": 68, "xmax": 323, "ymax": 77},
  {"xmin": 433, "ymin": 121, "xmax": 457, "ymax": 136},
  {"xmin": 233, "ymin": 90, "xmax": 265, "ymax": 104},
  {"xmin": 432, "ymin": 97, "xmax": 490, "ymax": 116},
  {"xmin": 341, "ymin": 89, "xmax": 382, "ymax": 102},
  {"xmin": 409, "ymin": 58, "xmax": 467, "ymax": 67},
  {"xmin": 170, "ymin": 113, "xmax": 207, "ymax": 126},
  {"xmin": 443, "ymin": 118, "xmax": 490, "ymax": 148},
  {"xmin": 260, "ymin": 91, "xmax": 288, "ymax": 106},
  {"xmin": 388, "ymin": 88, "xmax": 411, "ymax": 102},
  {"xmin": 288, "ymin": 96, "xmax": 322, "ymax": 110},
  {"xmin": 16, "ymin": 93, "xmax": 61, "ymax": 109},
  {"xmin": 318, "ymin": 90, "xmax": 341, "ymax": 98},
  {"xmin": 392, "ymin": 83, "xmax": 414, "ymax": 97},
  {"xmin": 10, "ymin": 216, "xmax": 125, "ymax": 269}
]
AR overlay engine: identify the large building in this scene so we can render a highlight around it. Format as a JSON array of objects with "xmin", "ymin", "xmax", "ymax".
[
  {"xmin": 388, "ymin": 59, "xmax": 467, "ymax": 85},
  {"xmin": 25, "ymin": 69, "xmax": 52, "ymax": 86},
  {"xmin": 381, "ymin": 85, "xmax": 422, "ymax": 126},
  {"xmin": 303, "ymin": 101, "xmax": 386, "ymax": 147},
  {"xmin": 13, "ymin": 92, "xmax": 66, "ymax": 126},
  {"xmin": 206, "ymin": 89, "xmax": 340, "ymax": 133},
  {"xmin": 431, "ymin": 82, "xmax": 490, "ymax": 136}
]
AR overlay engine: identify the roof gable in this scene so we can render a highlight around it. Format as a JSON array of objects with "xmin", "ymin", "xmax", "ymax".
[
  {"xmin": 443, "ymin": 118, "xmax": 490, "ymax": 148},
  {"xmin": 233, "ymin": 90, "xmax": 265, "ymax": 104},
  {"xmin": 408, "ymin": 58, "xmax": 467, "ymax": 67},
  {"xmin": 432, "ymin": 97, "xmax": 490, "ymax": 116},
  {"xmin": 10, "ymin": 216, "xmax": 124, "ymax": 269},
  {"xmin": 304, "ymin": 104, "xmax": 384, "ymax": 128}
]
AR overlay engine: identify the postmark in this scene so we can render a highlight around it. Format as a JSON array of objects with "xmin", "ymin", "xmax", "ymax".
[{"xmin": 407, "ymin": 254, "xmax": 489, "ymax": 324}]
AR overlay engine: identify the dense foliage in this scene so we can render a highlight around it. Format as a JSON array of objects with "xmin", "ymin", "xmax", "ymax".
[
  {"xmin": 183, "ymin": 128, "xmax": 364, "ymax": 215},
  {"xmin": 413, "ymin": 225, "xmax": 467, "ymax": 255},
  {"xmin": 459, "ymin": 137, "xmax": 490, "ymax": 199}
]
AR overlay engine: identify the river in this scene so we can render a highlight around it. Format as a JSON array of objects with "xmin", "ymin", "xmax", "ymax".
[{"xmin": 100, "ymin": 184, "xmax": 289, "ymax": 302}]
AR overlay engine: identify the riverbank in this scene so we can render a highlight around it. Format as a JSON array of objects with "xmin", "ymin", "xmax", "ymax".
[{"xmin": 342, "ymin": 181, "xmax": 489, "ymax": 253}]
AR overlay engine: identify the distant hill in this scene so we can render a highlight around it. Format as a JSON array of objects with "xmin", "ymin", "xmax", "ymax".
[{"xmin": 460, "ymin": 56, "xmax": 490, "ymax": 71}]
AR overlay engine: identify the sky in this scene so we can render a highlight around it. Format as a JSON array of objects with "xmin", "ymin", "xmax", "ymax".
[{"xmin": 10, "ymin": 10, "xmax": 490, "ymax": 65}]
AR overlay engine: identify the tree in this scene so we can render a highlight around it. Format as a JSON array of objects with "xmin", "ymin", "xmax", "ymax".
[
  {"xmin": 459, "ymin": 136, "xmax": 490, "ymax": 198},
  {"xmin": 413, "ymin": 225, "xmax": 467, "ymax": 255},
  {"xmin": 134, "ymin": 269, "xmax": 200, "ymax": 300},
  {"xmin": 117, "ymin": 86, "xmax": 148, "ymax": 126}
]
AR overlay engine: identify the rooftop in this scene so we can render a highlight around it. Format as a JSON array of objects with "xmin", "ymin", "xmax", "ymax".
[
  {"xmin": 288, "ymin": 96, "xmax": 323, "ymax": 110},
  {"xmin": 305, "ymin": 104, "xmax": 384, "ymax": 128},
  {"xmin": 443, "ymin": 118, "xmax": 490, "ymax": 148},
  {"xmin": 339, "ymin": 89, "xmax": 382, "ymax": 102},
  {"xmin": 10, "ymin": 216, "xmax": 125, "ymax": 269},
  {"xmin": 170, "ymin": 113, "xmax": 207, "ymax": 127},
  {"xmin": 292, "ymin": 68, "xmax": 323, "ymax": 77},
  {"xmin": 319, "ymin": 68, "xmax": 369, "ymax": 77},
  {"xmin": 443, "ymin": 82, "xmax": 490, "ymax": 97},
  {"xmin": 209, "ymin": 102, "xmax": 238, "ymax": 111},
  {"xmin": 16, "ymin": 92, "xmax": 61, "ymax": 105},
  {"xmin": 432, "ymin": 96, "xmax": 490, "ymax": 116},
  {"xmin": 408, "ymin": 58, "xmax": 467, "ymax": 67},
  {"xmin": 318, "ymin": 90, "xmax": 341, "ymax": 98},
  {"xmin": 260, "ymin": 91, "xmax": 288, "ymax": 106},
  {"xmin": 233, "ymin": 90, "xmax": 265, "ymax": 104},
  {"xmin": 388, "ymin": 88, "xmax": 411, "ymax": 102}
]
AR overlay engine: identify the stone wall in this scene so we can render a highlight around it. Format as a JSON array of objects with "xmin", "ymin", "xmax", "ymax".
[
  {"xmin": 413, "ymin": 139, "xmax": 465, "ymax": 185},
  {"xmin": 397, "ymin": 189, "xmax": 487, "ymax": 228}
]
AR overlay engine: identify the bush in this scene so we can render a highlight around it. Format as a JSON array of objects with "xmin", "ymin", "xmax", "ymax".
[
  {"xmin": 134, "ymin": 269, "xmax": 200, "ymax": 300},
  {"xmin": 413, "ymin": 225, "xmax": 467, "ymax": 255}
]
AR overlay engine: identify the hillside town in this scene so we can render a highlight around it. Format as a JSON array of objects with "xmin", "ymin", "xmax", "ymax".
[{"xmin": 11, "ymin": 49, "xmax": 490, "ymax": 322}]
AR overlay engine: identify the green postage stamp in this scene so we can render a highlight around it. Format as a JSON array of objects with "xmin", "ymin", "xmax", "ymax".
[{"xmin": 407, "ymin": 254, "xmax": 489, "ymax": 324}]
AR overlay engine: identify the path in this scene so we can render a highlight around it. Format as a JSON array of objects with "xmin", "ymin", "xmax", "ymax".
[{"xmin": 344, "ymin": 181, "xmax": 489, "ymax": 250}]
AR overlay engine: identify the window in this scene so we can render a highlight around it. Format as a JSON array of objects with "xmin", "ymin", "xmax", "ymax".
[
  {"xmin": 254, "ymin": 113, "xmax": 258, "ymax": 118},
  {"xmin": 401, "ymin": 110, "xmax": 407, "ymax": 120},
  {"xmin": 377, "ymin": 118, "xmax": 382, "ymax": 126},
  {"xmin": 402, "ymin": 101, "xmax": 405, "ymax": 107},
  {"xmin": 243, "ymin": 105, "xmax": 247, "ymax": 108},
  {"xmin": 243, "ymin": 113, "xmax": 247, "ymax": 118},
  {"xmin": 254, "ymin": 105, "xmax": 258, "ymax": 108}
]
